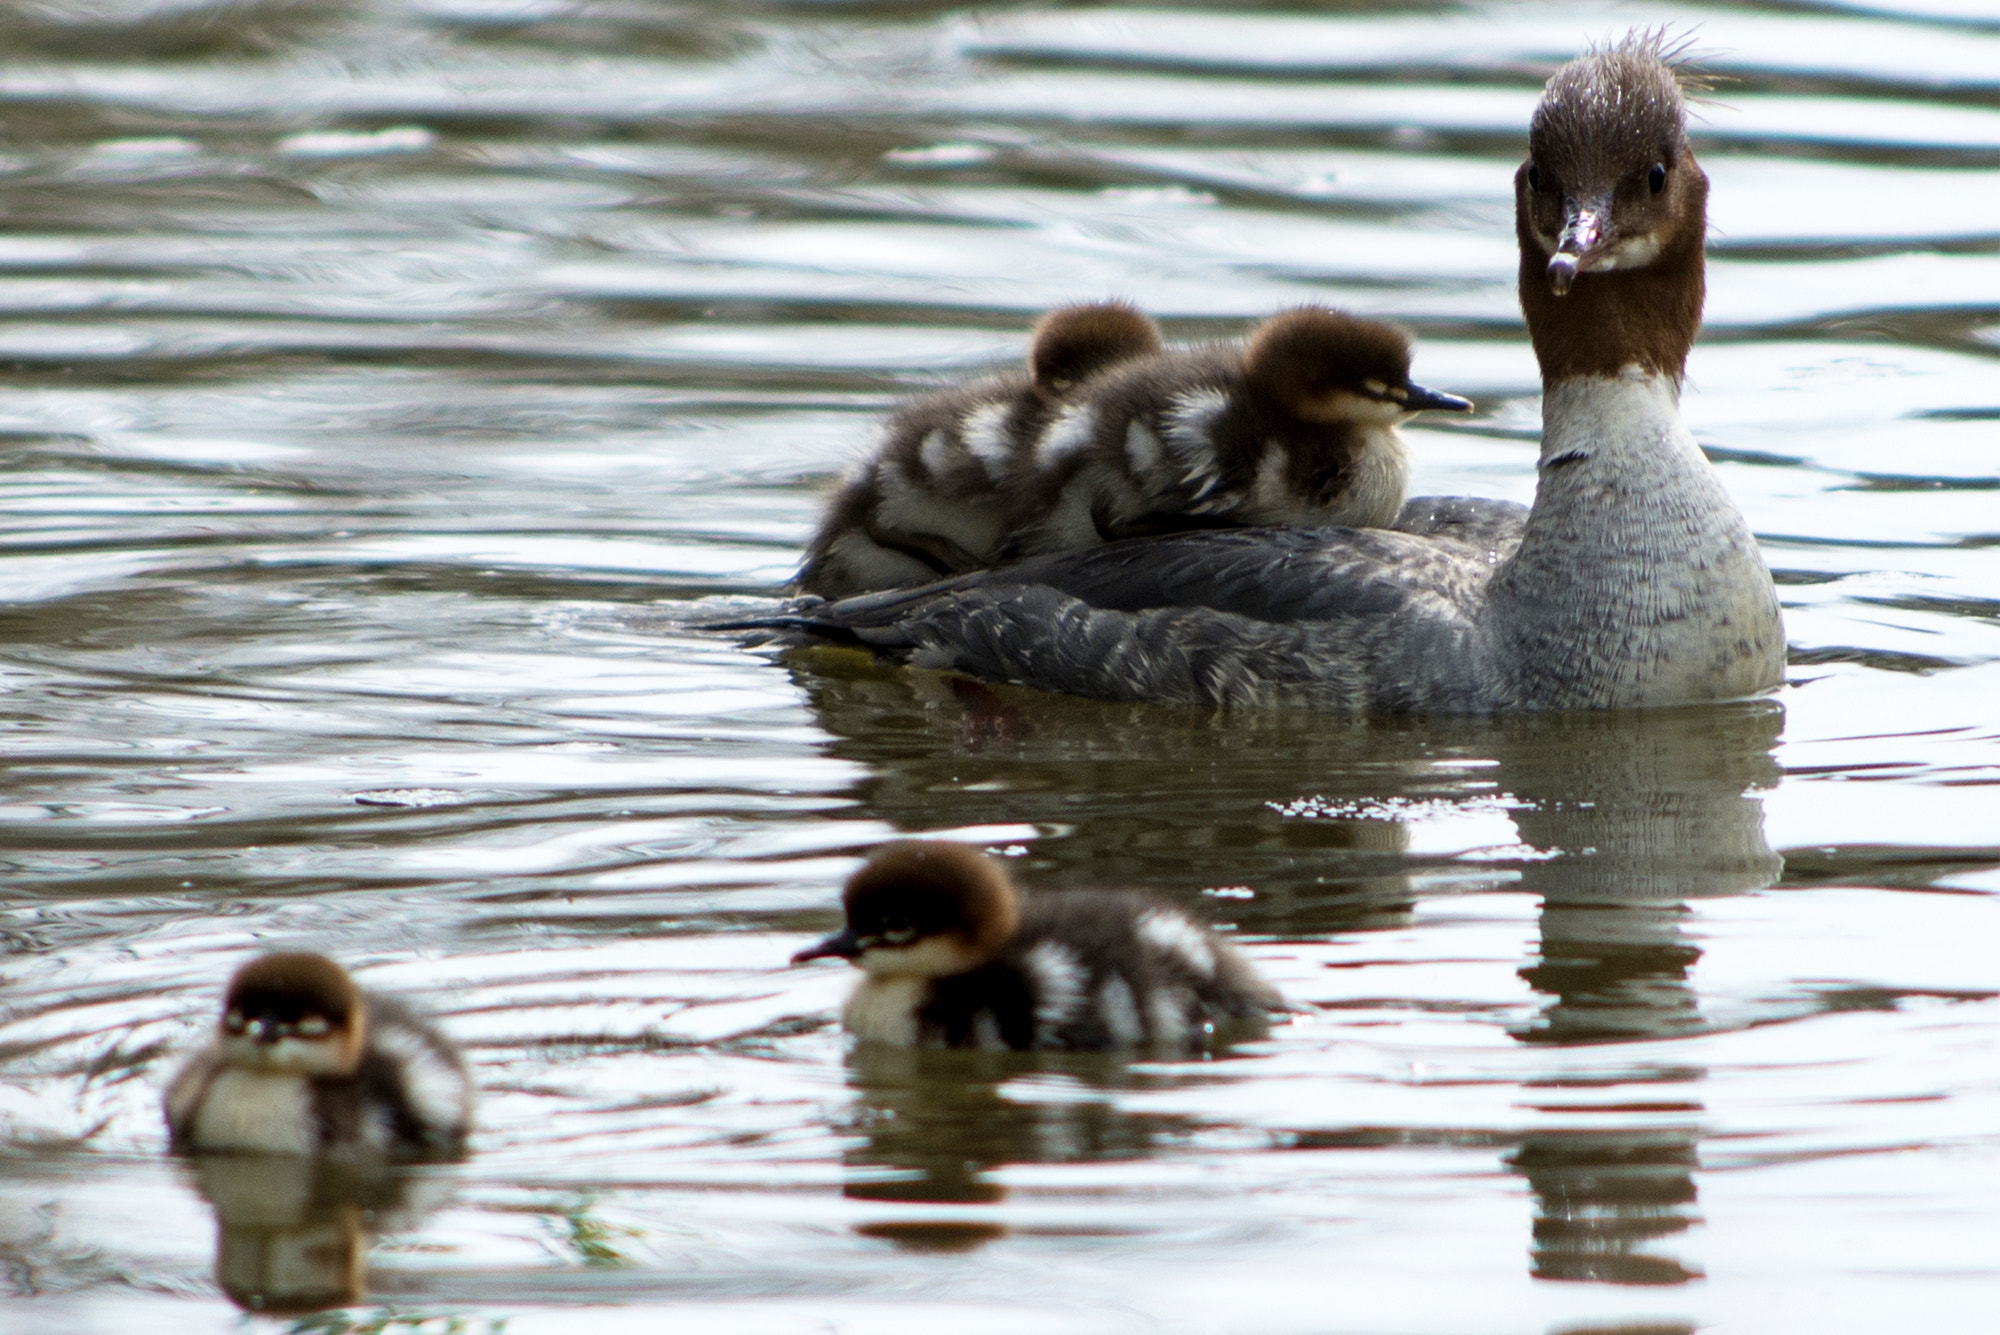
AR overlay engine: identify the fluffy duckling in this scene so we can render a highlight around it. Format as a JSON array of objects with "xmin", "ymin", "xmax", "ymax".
[
  {"xmin": 793, "ymin": 840, "xmax": 1283, "ymax": 1051},
  {"xmin": 165, "ymin": 952, "xmax": 473, "ymax": 1160},
  {"xmin": 796, "ymin": 301, "xmax": 1164, "ymax": 599},
  {"xmin": 999, "ymin": 306, "xmax": 1470, "ymax": 560}
]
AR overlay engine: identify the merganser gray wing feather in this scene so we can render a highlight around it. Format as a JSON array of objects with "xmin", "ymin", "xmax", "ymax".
[{"xmin": 791, "ymin": 527, "xmax": 1498, "ymax": 712}]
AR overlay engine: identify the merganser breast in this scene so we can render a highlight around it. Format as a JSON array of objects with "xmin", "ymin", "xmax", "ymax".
[
  {"xmin": 164, "ymin": 952, "xmax": 473, "ymax": 1160},
  {"xmin": 733, "ymin": 32, "xmax": 1783, "ymax": 714},
  {"xmin": 792, "ymin": 840, "xmax": 1283, "ymax": 1051}
]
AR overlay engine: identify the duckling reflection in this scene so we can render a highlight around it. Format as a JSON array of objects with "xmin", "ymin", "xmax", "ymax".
[
  {"xmin": 838, "ymin": 1043, "xmax": 1195, "ymax": 1252},
  {"xmin": 180, "ymin": 1154, "xmax": 430, "ymax": 1315}
]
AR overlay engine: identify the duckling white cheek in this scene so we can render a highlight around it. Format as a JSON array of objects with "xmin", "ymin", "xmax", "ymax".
[
  {"xmin": 223, "ymin": 1033, "xmax": 349, "ymax": 1076},
  {"xmin": 1296, "ymin": 390, "xmax": 1404, "ymax": 427},
  {"xmin": 856, "ymin": 934, "xmax": 984, "ymax": 978}
]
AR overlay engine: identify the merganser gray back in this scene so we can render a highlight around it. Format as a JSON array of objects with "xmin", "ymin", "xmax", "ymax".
[
  {"xmin": 746, "ymin": 33, "xmax": 1783, "ymax": 713},
  {"xmin": 797, "ymin": 301, "xmax": 1163, "ymax": 599}
]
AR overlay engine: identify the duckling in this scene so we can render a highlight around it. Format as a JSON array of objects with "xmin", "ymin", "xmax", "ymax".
[
  {"xmin": 165, "ymin": 952, "xmax": 473, "ymax": 1159},
  {"xmin": 792, "ymin": 840, "xmax": 1284, "ymax": 1051},
  {"xmin": 999, "ymin": 306, "xmax": 1471, "ymax": 560},
  {"xmin": 796, "ymin": 301, "xmax": 1164, "ymax": 599}
]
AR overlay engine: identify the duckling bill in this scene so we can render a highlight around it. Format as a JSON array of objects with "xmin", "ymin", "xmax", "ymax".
[
  {"xmin": 794, "ymin": 840, "xmax": 1284, "ymax": 1051},
  {"xmin": 165, "ymin": 952, "xmax": 473, "ymax": 1159}
]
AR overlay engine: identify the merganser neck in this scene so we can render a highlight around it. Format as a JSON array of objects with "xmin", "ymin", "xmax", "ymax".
[{"xmin": 1485, "ymin": 368, "xmax": 1781, "ymax": 707}]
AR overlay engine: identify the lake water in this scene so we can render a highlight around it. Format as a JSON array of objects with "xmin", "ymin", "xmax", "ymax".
[{"xmin": 1, "ymin": 1, "xmax": 1998, "ymax": 1331}]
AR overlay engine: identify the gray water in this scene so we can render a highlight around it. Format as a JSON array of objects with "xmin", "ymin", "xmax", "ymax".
[{"xmin": 1, "ymin": 1, "xmax": 1998, "ymax": 1331}]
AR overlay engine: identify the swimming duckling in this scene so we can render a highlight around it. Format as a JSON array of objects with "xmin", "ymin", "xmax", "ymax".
[
  {"xmin": 793, "ymin": 840, "xmax": 1283, "ymax": 1050},
  {"xmin": 999, "ymin": 306, "xmax": 1470, "ymax": 559},
  {"xmin": 796, "ymin": 301, "xmax": 1164, "ymax": 599},
  {"xmin": 165, "ymin": 952, "xmax": 473, "ymax": 1159},
  {"xmin": 738, "ymin": 33, "xmax": 1783, "ymax": 714}
]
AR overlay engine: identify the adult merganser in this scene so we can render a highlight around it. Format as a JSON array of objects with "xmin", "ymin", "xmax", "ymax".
[
  {"xmin": 797, "ymin": 301, "xmax": 1163, "ymax": 598},
  {"xmin": 741, "ymin": 33, "xmax": 1785, "ymax": 713},
  {"xmin": 164, "ymin": 952, "xmax": 473, "ymax": 1159},
  {"xmin": 793, "ymin": 840, "xmax": 1283, "ymax": 1050}
]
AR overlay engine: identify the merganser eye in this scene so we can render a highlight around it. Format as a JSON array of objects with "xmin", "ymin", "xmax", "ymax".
[
  {"xmin": 1648, "ymin": 162, "xmax": 1667, "ymax": 194},
  {"xmin": 879, "ymin": 917, "xmax": 917, "ymax": 945}
]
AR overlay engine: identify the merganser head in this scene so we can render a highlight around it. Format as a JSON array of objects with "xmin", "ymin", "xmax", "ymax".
[
  {"xmin": 793, "ymin": 840, "xmax": 1020, "ymax": 978},
  {"xmin": 1516, "ymin": 32, "xmax": 1708, "ymax": 380},
  {"xmin": 1027, "ymin": 301, "xmax": 1164, "ymax": 395},
  {"xmin": 1243, "ymin": 306, "xmax": 1472, "ymax": 425},
  {"xmin": 217, "ymin": 952, "xmax": 365, "ymax": 1077}
]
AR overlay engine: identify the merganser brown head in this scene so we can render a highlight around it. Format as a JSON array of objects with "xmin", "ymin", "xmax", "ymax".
[
  {"xmin": 1027, "ymin": 300, "xmax": 1164, "ymax": 395},
  {"xmin": 217, "ymin": 952, "xmax": 365, "ymax": 1078},
  {"xmin": 1243, "ymin": 306, "xmax": 1471, "ymax": 427},
  {"xmin": 1516, "ymin": 32, "xmax": 1709, "ymax": 381},
  {"xmin": 793, "ymin": 840, "xmax": 1020, "ymax": 979}
]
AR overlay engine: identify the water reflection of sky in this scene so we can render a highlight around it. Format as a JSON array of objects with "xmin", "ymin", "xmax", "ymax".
[{"xmin": 0, "ymin": 0, "xmax": 1997, "ymax": 1331}]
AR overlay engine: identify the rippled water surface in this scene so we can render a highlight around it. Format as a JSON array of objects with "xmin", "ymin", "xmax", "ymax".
[{"xmin": 1, "ymin": 0, "xmax": 1999, "ymax": 1330}]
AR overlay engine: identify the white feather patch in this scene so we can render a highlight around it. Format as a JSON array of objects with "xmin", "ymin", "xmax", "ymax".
[
  {"xmin": 1137, "ymin": 910, "xmax": 1217, "ymax": 978},
  {"xmin": 1161, "ymin": 388, "xmax": 1228, "ymax": 498},
  {"xmin": 961, "ymin": 401, "xmax": 1014, "ymax": 476},
  {"xmin": 918, "ymin": 428, "xmax": 953, "ymax": 478},
  {"xmin": 1024, "ymin": 941, "xmax": 1085, "ymax": 1038},
  {"xmin": 1095, "ymin": 977, "xmax": 1143, "ymax": 1046},
  {"xmin": 1246, "ymin": 444, "xmax": 1289, "ymax": 521},
  {"xmin": 842, "ymin": 975, "xmax": 926, "ymax": 1047},
  {"xmin": 1148, "ymin": 987, "xmax": 1191, "ymax": 1047},
  {"xmin": 1034, "ymin": 405, "xmax": 1097, "ymax": 472},
  {"xmin": 368, "ymin": 1015, "xmax": 473, "ymax": 1137},
  {"xmin": 1124, "ymin": 421, "xmax": 1164, "ymax": 477},
  {"xmin": 191, "ymin": 1069, "xmax": 317, "ymax": 1155}
]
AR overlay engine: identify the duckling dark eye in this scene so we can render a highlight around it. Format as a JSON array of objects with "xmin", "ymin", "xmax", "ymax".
[
  {"xmin": 878, "ymin": 916, "xmax": 916, "ymax": 945},
  {"xmin": 1648, "ymin": 162, "xmax": 1667, "ymax": 194},
  {"xmin": 1526, "ymin": 164, "xmax": 1540, "ymax": 190}
]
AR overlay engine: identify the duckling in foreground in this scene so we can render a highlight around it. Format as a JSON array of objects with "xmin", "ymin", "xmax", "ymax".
[
  {"xmin": 165, "ymin": 952, "xmax": 473, "ymax": 1159},
  {"xmin": 740, "ymin": 33, "xmax": 1783, "ymax": 713},
  {"xmin": 797, "ymin": 301, "xmax": 1164, "ymax": 599},
  {"xmin": 793, "ymin": 840, "xmax": 1284, "ymax": 1050}
]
